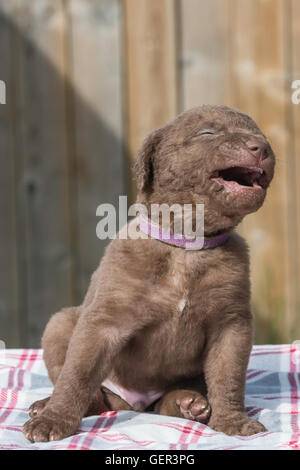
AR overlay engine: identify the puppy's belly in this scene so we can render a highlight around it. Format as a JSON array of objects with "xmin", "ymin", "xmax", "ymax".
[
  {"xmin": 109, "ymin": 314, "xmax": 206, "ymax": 398},
  {"xmin": 101, "ymin": 378, "xmax": 164, "ymax": 411}
]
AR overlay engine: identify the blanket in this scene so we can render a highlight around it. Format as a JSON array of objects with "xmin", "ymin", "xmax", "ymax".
[{"xmin": 0, "ymin": 345, "xmax": 299, "ymax": 450}]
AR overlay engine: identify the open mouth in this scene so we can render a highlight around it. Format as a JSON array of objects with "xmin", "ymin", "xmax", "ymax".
[{"xmin": 211, "ymin": 166, "xmax": 267, "ymax": 191}]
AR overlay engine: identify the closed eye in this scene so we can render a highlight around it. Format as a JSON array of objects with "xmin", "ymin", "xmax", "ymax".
[
  {"xmin": 184, "ymin": 128, "xmax": 220, "ymax": 146},
  {"xmin": 196, "ymin": 129, "xmax": 217, "ymax": 136}
]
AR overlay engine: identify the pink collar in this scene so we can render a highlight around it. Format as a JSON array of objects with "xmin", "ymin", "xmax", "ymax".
[{"xmin": 138, "ymin": 215, "xmax": 230, "ymax": 250}]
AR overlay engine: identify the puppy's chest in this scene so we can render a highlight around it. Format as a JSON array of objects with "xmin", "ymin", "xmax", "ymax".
[
  {"xmin": 165, "ymin": 249, "xmax": 242, "ymax": 321},
  {"xmin": 167, "ymin": 251, "xmax": 204, "ymax": 317}
]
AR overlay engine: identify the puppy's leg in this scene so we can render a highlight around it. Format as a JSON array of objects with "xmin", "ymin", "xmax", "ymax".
[
  {"xmin": 23, "ymin": 309, "xmax": 141, "ymax": 442},
  {"xmin": 155, "ymin": 389, "xmax": 211, "ymax": 423},
  {"xmin": 29, "ymin": 307, "xmax": 108, "ymax": 419},
  {"xmin": 42, "ymin": 307, "xmax": 81, "ymax": 384},
  {"xmin": 29, "ymin": 307, "xmax": 80, "ymax": 418},
  {"xmin": 101, "ymin": 387, "xmax": 132, "ymax": 412},
  {"xmin": 204, "ymin": 316, "xmax": 266, "ymax": 436}
]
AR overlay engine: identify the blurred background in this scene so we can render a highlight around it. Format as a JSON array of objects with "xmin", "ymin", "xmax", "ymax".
[{"xmin": 0, "ymin": 0, "xmax": 299, "ymax": 347}]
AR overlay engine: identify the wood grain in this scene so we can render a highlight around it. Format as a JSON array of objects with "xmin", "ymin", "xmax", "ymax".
[
  {"xmin": 290, "ymin": 0, "xmax": 300, "ymax": 339},
  {"xmin": 125, "ymin": 0, "xmax": 178, "ymax": 199},
  {"xmin": 179, "ymin": 0, "xmax": 229, "ymax": 109},
  {"xmin": 227, "ymin": 0, "xmax": 290, "ymax": 342},
  {"xmin": 9, "ymin": 0, "xmax": 73, "ymax": 346},
  {"xmin": 67, "ymin": 0, "xmax": 126, "ymax": 300},
  {"xmin": 0, "ymin": 2, "xmax": 21, "ymax": 347}
]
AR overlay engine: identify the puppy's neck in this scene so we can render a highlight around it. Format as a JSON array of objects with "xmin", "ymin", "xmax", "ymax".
[{"xmin": 138, "ymin": 213, "xmax": 231, "ymax": 251}]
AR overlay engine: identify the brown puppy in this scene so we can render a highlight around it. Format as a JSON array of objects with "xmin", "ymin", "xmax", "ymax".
[{"xmin": 23, "ymin": 105, "xmax": 275, "ymax": 442}]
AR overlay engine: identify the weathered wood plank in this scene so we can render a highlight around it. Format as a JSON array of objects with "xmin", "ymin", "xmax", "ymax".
[
  {"xmin": 179, "ymin": 0, "xmax": 229, "ymax": 109},
  {"xmin": 125, "ymin": 0, "xmax": 178, "ymax": 195},
  {"xmin": 290, "ymin": 0, "xmax": 300, "ymax": 339},
  {"xmin": 11, "ymin": 0, "xmax": 73, "ymax": 346},
  {"xmin": 0, "ymin": 2, "xmax": 20, "ymax": 347},
  {"xmin": 225, "ymin": 0, "xmax": 258, "ymax": 114},
  {"xmin": 180, "ymin": 0, "xmax": 294, "ymax": 342},
  {"xmin": 227, "ymin": 0, "xmax": 290, "ymax": 343},
  {"xmin": 67, "ymin": 0, "xmax": 126, "ymax": 299}
]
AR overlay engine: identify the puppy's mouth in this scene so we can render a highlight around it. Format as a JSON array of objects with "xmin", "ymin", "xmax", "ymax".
[{"xmin": 210, "ymin": 166, "xmax": 267, "ymax": 192}]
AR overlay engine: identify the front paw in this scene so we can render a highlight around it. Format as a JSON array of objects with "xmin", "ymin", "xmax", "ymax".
[
  {"xmin": 209, "ymin": 414, "xmax": 266, "ymax": 436},
  {"xmin": 29, "ymin": 397, "xmax": 51, "ymax": 418},
  {"xmin": 23, "ymin": 413, "xmax": 79, "ymax": 442}
]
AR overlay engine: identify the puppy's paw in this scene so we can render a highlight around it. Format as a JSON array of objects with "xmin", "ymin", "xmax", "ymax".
[
  {"xmin": 209, "ymin": 414, "xmax": 266, "ymax": 436},
  {"xmin": 29, "ymin": 397, "xmax": 51, "ymax": 418},
  {"xmin": 23, "ymin": 414, "xmax": 78, "ymax": 442},
  {"xmin": 175, "ymin": 391, "xmax": 211, "ymax": 423}
]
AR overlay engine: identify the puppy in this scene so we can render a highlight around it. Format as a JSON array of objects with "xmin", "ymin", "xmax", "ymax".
[{"xmin": 23, "ymin": 105, "xmax": 275, "ymax": 442}]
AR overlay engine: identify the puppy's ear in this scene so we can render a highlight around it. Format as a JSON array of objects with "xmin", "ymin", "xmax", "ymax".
[{"xmin": 134, "ymin": 128, "xmax": 162, "ymax": 193}]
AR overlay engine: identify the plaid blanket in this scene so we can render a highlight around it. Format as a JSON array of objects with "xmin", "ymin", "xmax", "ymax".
[{"xmin": 0, "ymin": 345, "xmax": 299, "ymax": 450}]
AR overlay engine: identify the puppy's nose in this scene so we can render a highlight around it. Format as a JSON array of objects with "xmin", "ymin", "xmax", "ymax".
[{"xmin": 246, "ymin": 140, "xmax": 268, "ymax": 161}]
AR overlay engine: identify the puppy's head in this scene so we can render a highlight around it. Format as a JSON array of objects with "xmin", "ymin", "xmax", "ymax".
[{"xmin": 134, "ymin": 105, "xmax": 275, "ymax": 235}]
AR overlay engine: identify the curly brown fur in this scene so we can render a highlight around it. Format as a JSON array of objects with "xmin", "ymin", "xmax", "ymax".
[{"xmin": 23, "ymin": 105, "xmax": 275, "ymax": 442}]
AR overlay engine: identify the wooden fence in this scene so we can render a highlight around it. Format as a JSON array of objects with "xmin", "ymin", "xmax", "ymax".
[{"xmin": 0, "ymin": 0, "xmax": 299, "ymax": 347}]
